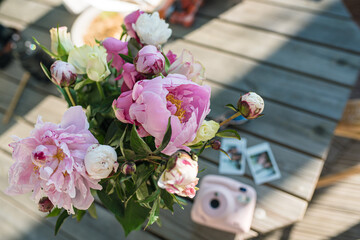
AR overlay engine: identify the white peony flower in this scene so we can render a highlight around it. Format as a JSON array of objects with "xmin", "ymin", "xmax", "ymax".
[
  {"xmin": 68, "ymin": 45, "xmax": 110, "ymax": 81},
  {"xmin": 187, "ymin": 120, "xmax": 220, "ymax": 146},
  {"xmin": 132, "ymin": 12, "xmax": 172, "ymax": 46},
  {"xmin": 238, "ymin": 92, "xmax": 264, "ymax": 119},
  {"xmin": 49, "ymin": 26, "xmax": 73, "ymax": 55},
  {"xmin": 168, "ymin": 49, "xmax": 206, "ymax": 85},
  {"xmin": 84, "ymin": 144, "xmax": 118, "ymax": 179}
]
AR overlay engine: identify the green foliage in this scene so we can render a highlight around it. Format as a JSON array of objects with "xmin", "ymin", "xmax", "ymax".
[
  {"xmin": 216, "ymin": 129, "xmax": 241, "ymax": 140},
  {"xmin": 55, "ymin": 210, "xmax": 69, "ymax": 235},
  {"xmin": 46, "ymin": 207, "xmax": 62, "ymax": 218}
]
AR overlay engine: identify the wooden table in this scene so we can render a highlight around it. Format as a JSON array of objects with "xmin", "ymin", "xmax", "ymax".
[{"xmin": 0, "ymin": 0, "xmax": 359, "ymax": 239}]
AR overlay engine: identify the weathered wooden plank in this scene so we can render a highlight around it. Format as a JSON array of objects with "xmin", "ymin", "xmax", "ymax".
[
  {"xmin": 201, "ymin": 132, "xmax": 324, "ymax": 201},
  {"xmin": 215, "ymin": 1, "xmax": 360, "ymax": 53},
  {"xmin": 207, "ymin": 81, "xmax": 336, "ymax": 159},
  {"xmin": 0, "ymin": 0, "xmax": 52, "ymax": 25},
  {"xmin": 290, "ymin": 204, "xmax": 360, "ymax": 240},
  {"xmin": 172, "ymin": 18, "xmax": 360, "ymax": 86},
  {"xmin": 0, "ymin": 141, "xmax": 160, "ymax": 240},
  {"xmin": 0, "ymin": 75, "xmax": 67, "ymax": 124},
  {"xmin": 250, "ymin": 0, "xmax": 351, "ymax": 18},
  {"xmin": 164, "ymin": 40, "xmax": 351, "ymax": 121}
]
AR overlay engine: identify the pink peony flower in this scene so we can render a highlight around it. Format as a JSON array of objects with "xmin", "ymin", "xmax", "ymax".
[
  {"xmin": 158, "ymin": 151, "xmax": 199, "ymax": 198},
  {"xmin": 5, "ymin": 106, "xmax": 101, "ymax": 214},
  {"xmin": 103, "ymin": 37, "xmax": 128, "ymax": 72},
  {"xmin": 135, "ymin": 45, "xmax": 165, "ymax": 75},
  {"xmin": 168, "ymin": 49, "xmax": 205, "ymax": 85},
  {"xmin": 124, "ymin": 10, "xmax": 144, "ymax": 42},
  {"xmin": 166, "ymin": 50, "xmax": 177, "ymax": 64},
  {"xmin": 113, "ymin": 74, "xmax": 211, "ymax": 155},
  {"xmin": 117, "ymin": 63, "xmax": 145, "ymax": 92}
]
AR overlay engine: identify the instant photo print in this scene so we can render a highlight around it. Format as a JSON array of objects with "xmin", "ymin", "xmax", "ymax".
[
  {"xmin": 219, "ymin": 138, "xmax": 247, "ymax": 175},
  {"xmin": 246, "ymin": 142, "xmax": 281, "ymax": 185}
]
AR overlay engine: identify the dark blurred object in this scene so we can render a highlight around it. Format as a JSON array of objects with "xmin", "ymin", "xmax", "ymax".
[
  {"xmin": 159, "ymin": 0, "xmax": 203, "ymax": 27},
  {"xmin": 13, "ymin": 33, "xmax": 54, "ymax": 82},
  {"xmin": 0, "ymin": 24, "xmax": 17, "ymax": 68},
  {"xmin": 342, "ymin": 0, "xmax": 360, "ymax": 27}
]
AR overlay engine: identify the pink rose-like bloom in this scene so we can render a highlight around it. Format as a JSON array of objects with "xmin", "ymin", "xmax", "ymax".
[
  {"xmin": 113, "ymin": 74, "xmax": 211, "ymax": 155},
  {"xmin": 103, "ymin": 37, "xmax": 128, "ymax": 72},
  {"xmin": 135, "ymin": 45, "xmax": 165, "ymax": 75},
  {"xmin": 166, "ymin": 50, "xmax": 177, "ymax": 64},
  {"xmin": 117, "ymin": 63, "xmax": 145, "ymax": 92},
  {"xmin": 158, "ymin": 151, "xmax": 199, "ymax": 198},
  {"xmin": 168, "ymin": 49, "xmax": 205, "ymax": 85},
  {"xmin": 5, "ymin": 106, "xmax": 101, "ymax": 214},
  {"xmin": 124, "ymin": 10, "xmax": 144, "ymax": 41}
]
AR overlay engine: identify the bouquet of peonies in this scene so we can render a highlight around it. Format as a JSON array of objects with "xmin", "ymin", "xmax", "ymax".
[{"xmin": 5, "ymin": 10, "xmax": 264, "ymax": 235}]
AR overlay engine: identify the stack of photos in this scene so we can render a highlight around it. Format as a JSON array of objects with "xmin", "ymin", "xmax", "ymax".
[{"xmin": 219, "ymin": 139, "xmax": 281, "ymax": 185}]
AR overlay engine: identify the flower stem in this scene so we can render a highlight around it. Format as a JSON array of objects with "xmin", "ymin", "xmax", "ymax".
[
  {"xmin": 64, "ymin": 87, "xmax": 76, "ymax": 106},
  {"xmin": 219, "ymin": 112, "xmax": 242, "ymax": 126},
  {"xmin": 96, "ymin": 81, "xmax": 105, "ymax": 100}
]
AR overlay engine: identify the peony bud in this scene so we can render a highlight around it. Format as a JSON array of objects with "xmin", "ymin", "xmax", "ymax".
[
  {"xmin": 237, "ymin": 92, "xmax": 264, "ymax": 119},
  {"xmin": 84, "ymin": 144, "xmax": 118, "ymax": 179},
  {"xmin": 210, "ymin": 140, "xmax": 221, "ymax": 150},
  {"xmin": 158, "ymin": 151, "xmax": 199, "ymax": 198},
  {"xmin": 187, "ymin": 120, "xmax": 220, "ymax": 146},
  {"xmin": 38, "ymin": 197, "xmax": 54, "ymax": 212},
  {"xmin": 50, "ymin": 60, "xmax": 77, "ymax": 87},
  {"xmin": 135, "ymin": 45, "xmax": 165, "ymax": 75},
  {"xmin": 49, "ymin": 26, "xmax": 73, "ymax": 56},
  {"xmin": 121, "ymin": 161, "xmax": 136, "ymax": 175},
  {"xmin": 132, "ymin": 12, "xmax": 172, "ymax": 46}
]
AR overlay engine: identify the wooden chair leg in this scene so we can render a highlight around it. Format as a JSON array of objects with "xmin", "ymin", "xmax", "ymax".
[
  {"xmin": 316, "ymin": 165, "xmax": 360, "ymax": 188},
  {"xmin": 2, "ymin": 71, "xmax": 31, "ymax": 124}
]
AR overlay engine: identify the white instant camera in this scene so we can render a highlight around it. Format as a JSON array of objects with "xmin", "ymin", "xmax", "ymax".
[{"xmin": 191, "ymin": 175, "xmax": 256, "ymax": 234}]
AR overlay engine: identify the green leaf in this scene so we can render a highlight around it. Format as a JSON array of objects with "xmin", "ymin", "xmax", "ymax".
[
  {"xmin": 198, "ymin": 140, "xmax": 209, "ymax": 156},
  {"xmin": 32, "ymin": 37, "xmax": 58, "ymax": 58},
  {"xmin": 163, "ymin": 53, "xmax": 171, "ymax": 73},
  {"xmin": 124, "ymin": 149, "xmax": 136, "ymax": 160},
  {"xmin": 55, "ymin": 210, "xmax": 69, "ymax": 235},
  {"xmin": 219, "ymin": 148, "xmax": 231, "ymax": 160},
  {"xmin": 119, "ymin": 126, "xmax": 128, "ymax": 157},
  {"xmin": 46, "ymin": 207, "xmax": 62, "ymax": 218},
  {"xmin": 56, "ymin": 26, "xmax": 67, "ymax": 58},
  {"xmin": 136, "ymin": 181, "xmax": 149, "ymax": 202},
  {"xmin": 104, "ymin": 121, "xmax": 125, "ymax": 146},
  {"xmin": 130, "ymin": 125, "xmax": 152, "ymax": 155},
  {"xmin": 154, "ymin": 117, "xmax": 172, "ymax": 154},
  {"xmin": 119, "ymin": 54, "xmax": 133, "ymax": 63},
  {"xmin": 75, "ymin": 209, "xmax": 86, "ymax": 222},
  {"xmin": 40, "ymin": 62, "xmax": 52, "ymax": 81},
  {"xmin": 74, "ymin": 79, "xmax": 93, "ymax": 91},
  {"xmin": 145, "ymin": 197, "xmax": 160, "ymax": 228},
  {"xmin": 88, "ymin": 203, "xmax": 97, "ymax": 219},
  {"xmin": 116, "ymin": 198, "xmax": 150, "ymax": 236},
  {"xmin": 160, "ymin": 189, "xmax": 174, "ymax": 212},
  {"xmin": 216, "ymin": 129, "xmax": 241, "ymax": 140},
  {"xmin": 138, "ymin": 188, "xmax": 160, "ymax": 204},
  {"xmin": 225, "ymin": 103, "xmax": 238, "ymax": 112},
  {"xmin": 56, "ymin": 85, "xmax": 72, "ymax": 107},
  {"xmin": 97, "ymin": 183, "xmax": 124, "ymax": 216}
]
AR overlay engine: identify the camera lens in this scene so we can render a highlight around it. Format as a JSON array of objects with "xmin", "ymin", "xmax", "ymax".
[{"xmin": 210, "ymin": 199, "xmax": 220, "ymax": 209}]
